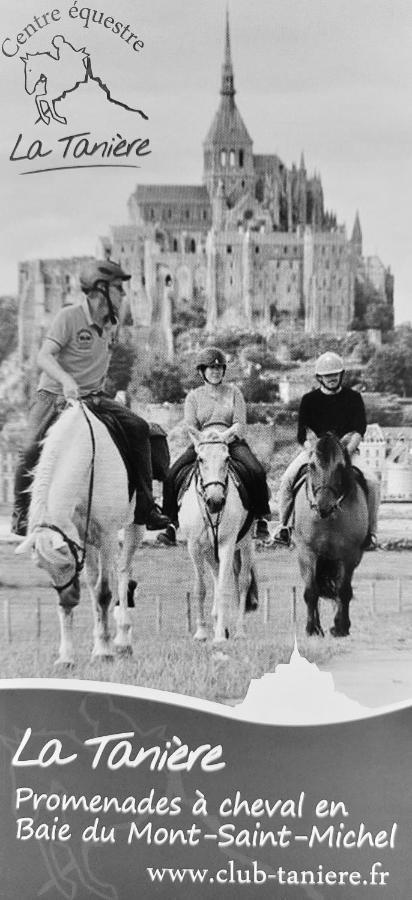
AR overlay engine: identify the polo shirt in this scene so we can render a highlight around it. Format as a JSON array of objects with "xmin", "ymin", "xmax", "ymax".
[{"xmin": 38, "ymin": 300, "xmax": 113, "ymax": 396}]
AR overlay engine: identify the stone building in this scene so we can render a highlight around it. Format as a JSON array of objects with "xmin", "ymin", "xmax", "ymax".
[
  {"xmin": 17, "ymin": 12, "xmax": 393, "ymax": 365},
  {"xmin": 102, "ymin": 12, "xmax": 391, "ymax": 346}
]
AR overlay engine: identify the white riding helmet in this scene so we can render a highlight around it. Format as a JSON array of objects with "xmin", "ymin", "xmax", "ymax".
[{"xmin": 315, "ymin": 352, "xmax": 344, "ymax": 377}]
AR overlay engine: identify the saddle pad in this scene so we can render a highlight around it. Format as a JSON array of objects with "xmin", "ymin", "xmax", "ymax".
[{"xmin": 85, "ymin": 401, "xmax": 134, "ymax": 499}]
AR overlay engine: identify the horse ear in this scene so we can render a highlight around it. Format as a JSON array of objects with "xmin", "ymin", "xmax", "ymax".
[
  {"xmin": 304, "ymin": 429, "xmax": 317, "ymax": 452},
  {"xmin": 187, "ymin": 425, "xmax": 200, "ymax": 447},
  {"xmin": 15, "ymin": 534, "xmax": 36, "ymax": 554}
]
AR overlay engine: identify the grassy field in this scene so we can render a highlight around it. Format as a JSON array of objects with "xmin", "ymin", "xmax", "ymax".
[{"xmin": 1, "ymin": 539, "xmax": 411, "ymax": 703}]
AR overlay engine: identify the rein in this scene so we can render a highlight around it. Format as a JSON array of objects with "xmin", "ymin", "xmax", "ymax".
[
  {"xmin": 195, "ymin": 440, "xmax": 230, "ymax": 563},
  {"xmin": 36, "ymin": 400, "xmax": 96, "ymax": 593}
]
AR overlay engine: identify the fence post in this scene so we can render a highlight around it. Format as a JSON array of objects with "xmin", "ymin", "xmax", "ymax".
[
  {"xmin": 36, "ymin": 598, "xmax": 41, "ymax": 640},
  {"xmin": 4, "ymin": 598, "xmax": 11, "ymax": 644},
  {"xmin": 156, "ymin": 596, "xmax": 162, "ymax": 634},
  {"xmin": 186, "ymin": 591, "xmax": 192, "ymax": 634},
  {"xmin": 291, "ymin": 586, "xmax": 297, "ymax": 627},
  {"xmin": 370, "ymin": 582, "xmax": 376, "ymax": 615},
  {"xmin": 263, "ymin": 588, "xmax": 270, "ymax": 625},
  {"xmin": 397, "ymin": 579, "xmax": 402, "ymax": 612}
]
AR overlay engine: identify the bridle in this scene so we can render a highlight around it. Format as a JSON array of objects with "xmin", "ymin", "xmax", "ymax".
[
  {"xmin": 195, "ymin": 436, "xmax": 230, "ymax": 563},
  {"xmin": 306, "ymin": 478, "xmax": 345, "ymax": 518},
  {"xmin": 35, "ymin": 401, "xmax": 96, "ymax": 595}
]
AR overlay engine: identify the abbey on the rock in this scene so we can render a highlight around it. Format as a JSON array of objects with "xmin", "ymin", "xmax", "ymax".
[
  {"xmin": 18, "ymin": 12, "xmax": 393, "ymax": 371},
  {"xmin": 101, "ymin": 12, "xmax": 392, "ymax": 342}
]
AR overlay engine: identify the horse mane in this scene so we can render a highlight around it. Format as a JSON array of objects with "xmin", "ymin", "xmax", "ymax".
[
  {"xmin": 313, "ymin": 433, "xmax": 354, "ymax": 494},
  {"xmin": 314, "ymin": 432, "xmax": 350, "ymax": 467},
  {"xmin": 29, "ymin": 405, "xmax": 83, "ymax": 528}
]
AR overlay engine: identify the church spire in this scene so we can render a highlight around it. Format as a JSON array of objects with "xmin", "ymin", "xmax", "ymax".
[{"xmin": 221, "ymin": 8, "xmax": 235, "ymax": 102}]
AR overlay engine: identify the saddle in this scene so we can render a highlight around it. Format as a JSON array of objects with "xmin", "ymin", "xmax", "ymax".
[{"xmin": 84, "ymin": 400, "xmax": 170, "ymax": 500}]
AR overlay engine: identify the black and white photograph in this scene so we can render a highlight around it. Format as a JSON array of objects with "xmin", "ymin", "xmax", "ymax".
[{"xmin": 0, "ymin": 2, "xmax": 411, "ymax": 895}]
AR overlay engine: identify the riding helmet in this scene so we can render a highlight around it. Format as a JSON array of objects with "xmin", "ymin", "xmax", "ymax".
[
  {"xmin": 315, "ymin": 352, "xmax": 344, "ymax": 376},
  {"xmin": 196, "ymin": 347, "xmax": 227, "ymax": 371},
  {"xmin": 80, "ymin": 259, "xmax": 131, "ymax": 293}
]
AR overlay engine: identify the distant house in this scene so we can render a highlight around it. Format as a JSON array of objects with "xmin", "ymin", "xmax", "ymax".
[{"xmin": 358, "ymin": 424, "xmax": 412, "ymax": 501}]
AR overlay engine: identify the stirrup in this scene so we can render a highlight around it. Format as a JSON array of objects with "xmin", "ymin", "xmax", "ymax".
[
  {"xmin": 273, "ymin": 525, "xmax": 292, "ymax": 547},
  {"xmin": 254, "ymin": 519, "xmax": 271, "ymax": 542}
]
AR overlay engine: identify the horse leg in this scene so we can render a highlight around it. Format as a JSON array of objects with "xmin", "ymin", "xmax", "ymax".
[
  {"xmin": 35, "ymin": 95, "xmax": 51, "ymax": 125},
  {"xmin": 331, "ymin": 574, "xmax": 353, "ymax": 638},
  {"xmin": 50, "ymin": 99, "xmax": 67, "ymax": 125},
  {"xmin": 115, "ymin": 523, "xmax": 142, "ymax": 654},
  {"xmin": 188, "ymin": 541, "xmax": 208, "ymax": 641},
  {"xmin": 53, "ymin": 573, "xmax": 80, "ymax": 666},
  {"xmin": 212, "ymin": 543, "xmax": 236, "ymax": 644},
  {"xmin": 303, "ymin": 580, "xmax": 324, "ymax": 637},
  {"xmin": 235, "ymin": 539, "xmax": 253, "ymax": 638},
  {"xmin": 85, "ymin": 544, "xmax": 114, "ymax": 660}
]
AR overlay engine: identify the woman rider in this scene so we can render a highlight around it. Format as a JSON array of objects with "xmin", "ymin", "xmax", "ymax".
[{"xmin": 157, "ymin": 346, "xmax": 271, "ymax": 546}]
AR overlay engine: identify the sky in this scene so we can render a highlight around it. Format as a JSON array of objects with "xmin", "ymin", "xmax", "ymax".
[{"xmin": 0, "ymin": 0, "xmax": 411, "ymax": 322}]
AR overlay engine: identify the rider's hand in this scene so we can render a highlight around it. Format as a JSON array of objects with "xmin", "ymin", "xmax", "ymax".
[{"xmin": 62, "ymin": 375, "xmax": 79, "ymax": 400}]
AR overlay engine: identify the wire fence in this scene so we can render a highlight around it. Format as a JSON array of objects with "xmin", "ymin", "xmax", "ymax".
[{"xmin": 2, "ymin": 578, "xmax": 411, "ymax": 646}]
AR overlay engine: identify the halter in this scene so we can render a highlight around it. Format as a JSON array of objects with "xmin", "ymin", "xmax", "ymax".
[
  {"xmin": 36, "ymin": 401, "xmax": 96, "ymax": 594},
  {"xmin": 195, "ymin": 436, "xmax": 230, "ymax": 563},
  {"xmin": 305, "ymin": 479, "xmax": 345, "ymax": 518}
]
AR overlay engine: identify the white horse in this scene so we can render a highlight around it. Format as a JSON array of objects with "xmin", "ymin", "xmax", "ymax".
[
  {"xmin": 16, "ymin": 402, "xmax": 143, "ymax": 666},
  {"xmin": 179, "ymin": 426, "xmax": 259, "ymax": 644}
]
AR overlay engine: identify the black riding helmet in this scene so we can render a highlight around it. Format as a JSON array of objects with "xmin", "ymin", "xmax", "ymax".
[
  {"xmin": 80, "ymin": 259, "xmax": 131, "ymax": 324},
  {"xmin": 196, "ymin": 346, "xmax": 227, "ymax": 373}
]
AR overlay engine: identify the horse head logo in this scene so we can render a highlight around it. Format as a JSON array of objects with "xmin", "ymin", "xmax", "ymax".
[{"xmin": 20, "ymin": 34, "xmax": 148, "ymax": 126}]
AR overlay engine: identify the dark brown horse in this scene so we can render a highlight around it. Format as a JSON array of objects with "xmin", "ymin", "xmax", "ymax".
[{"xmin": 294, "ymin": 433, "xmax": 368, "ymax": 638}]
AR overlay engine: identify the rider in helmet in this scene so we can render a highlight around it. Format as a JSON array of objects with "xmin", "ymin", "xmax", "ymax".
[
  {"xmin": 11, "ymin": 258, "xmax": 170, "ymax": 536},
  {"xmin": 157, "ymin": 346, "xmax": 272, "ymax": 546},
  {"xmin": 273, "ymin": 351, "xmax": 379, "ymax": 550}
]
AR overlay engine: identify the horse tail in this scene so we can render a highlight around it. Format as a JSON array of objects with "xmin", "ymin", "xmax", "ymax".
[
  {"xmin": 246, "ymin": 563, "xmax": 259, "ymax": 613},
  {"xmin": 315, "ymin": 557, "xmax": 342, "ymax": 599}
]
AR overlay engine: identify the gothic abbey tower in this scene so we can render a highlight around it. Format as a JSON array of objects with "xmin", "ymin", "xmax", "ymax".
[
  {"xmin": 103, "ymin": 11, "xmax": 388, "ymax": 343},
  {"xmin": 17, "ymin": 12, "xmax": 393, "ymax": 367}
]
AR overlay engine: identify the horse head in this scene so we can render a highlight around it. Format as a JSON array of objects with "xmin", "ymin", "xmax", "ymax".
[
  {"xmin": 20, "ymin": 53, "xmax": 47, "ymax": 95},
  {"xmin": 307, "ymin": 432, "xmax": 353, "ymax": 519},
  {"xmin": 16, "ymin": 526, "xmax": 81, "ymax": 608},
  {"xmin": 189, "ymin": 425, "xmax": 231, "ymax": 514}
]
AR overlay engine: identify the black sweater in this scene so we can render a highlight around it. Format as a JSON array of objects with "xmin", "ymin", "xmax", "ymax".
[{"xmin": 297, "ymin": 387, "xmax": 367, "ymax": 446}]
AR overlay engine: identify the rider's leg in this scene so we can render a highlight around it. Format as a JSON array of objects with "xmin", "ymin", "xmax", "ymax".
[
  {"xmin": 157, "ymin": 446, "xmax": 197, "ymax": 546},
  {"xmin": 229, "ymin": 440, "xmax": 271, "ymax": 516},
  {"xmin": 97, "ymin": 398, "xmax": 169, "ymax": 530},
  {"xmin": 229, "ymin": 440, "xmax": 271, "ymax": 540},
  {"xmin": 12, "ymin": 391, "xmax": 60, "ymax": 535},
  {"xmin": 274, "ymin": 449, "xmax": 309, "ymax": 542},
  {"xmin": 353, "ymin": 459, "xmax": 380, "ymax": 548}
]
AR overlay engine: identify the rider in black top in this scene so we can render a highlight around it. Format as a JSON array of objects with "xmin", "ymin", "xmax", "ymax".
[{"xmin": 274, "ymin": 352, "xmax": 379, "ymax": 550}]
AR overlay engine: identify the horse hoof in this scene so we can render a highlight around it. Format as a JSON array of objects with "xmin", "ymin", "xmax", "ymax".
[
  {"xmin": 330, "ymin": 626, "xmax": 349, "ymax": 638},
  {"xmin": 306, "ymin": 626, "xmax": 324, "ymax": 638},
  {"xmin": 54, "ymin": 658, "xmax": 75, "ymax": 670},
  {"xmin": 92, "ymin": 652, "xmax": 114, "ymax": 663},
  {"xmin": 194, "ymin": 630, "xmax": 207, "ymax": 642},
  {"xmin": 115, "ymin": 644, "xmax": 133, "ymax": 657}
]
